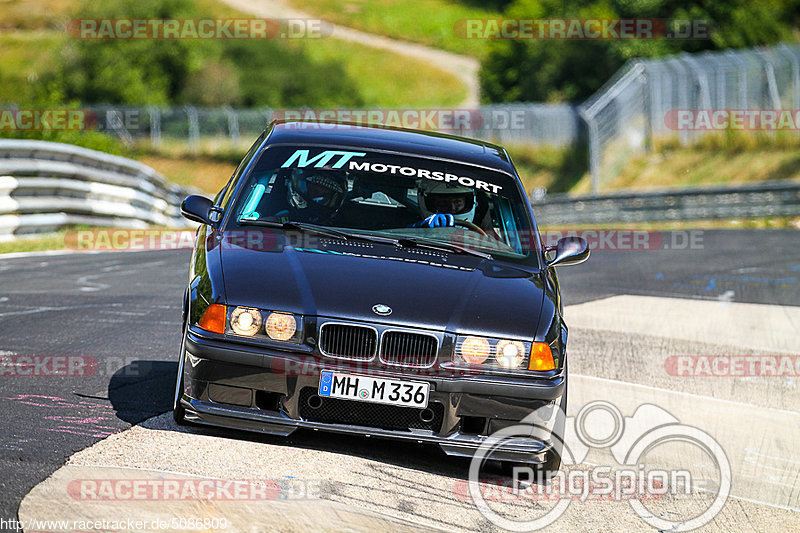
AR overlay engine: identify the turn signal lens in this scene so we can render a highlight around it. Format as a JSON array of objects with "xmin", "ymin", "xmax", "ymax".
[
  {"xmin": 265, "ymin": 312, "xmax": 297, "ymax": 341},
  {"xmin": 495, "ymin": 340, "xmax": 526, "ymax": 369},
  {"xmin": 231, "ymin": 307, "xmax": 262, "ymax": 336},
  {"xmin": 198, "ymin": 304, "xmax": 226, "ymax": 334},
  {"xmin": 460, "ymin": 336, "xmax": 491, "ymax": 365},
  {"xmin": 529, "ymin": 342, "xmax": 555, "ymax": 371}
]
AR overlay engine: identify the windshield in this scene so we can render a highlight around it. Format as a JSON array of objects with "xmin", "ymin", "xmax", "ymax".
[{"xmin": 225, "ymin": 145, "xmax": 540, "ymax": 266}]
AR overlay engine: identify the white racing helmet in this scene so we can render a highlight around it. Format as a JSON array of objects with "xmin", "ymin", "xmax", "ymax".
[{"xmin": 417, "ymin": 181, "xmax": 477, "ymax": 222}]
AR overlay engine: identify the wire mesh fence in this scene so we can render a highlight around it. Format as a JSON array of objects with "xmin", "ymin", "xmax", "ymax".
[
  {"xmin": 81, "ymin": 103, "xmax": 582, "ymax": 154},
  {"xmin": 580, "ymin": 42, "xmax": 800, "ymax": 191}
]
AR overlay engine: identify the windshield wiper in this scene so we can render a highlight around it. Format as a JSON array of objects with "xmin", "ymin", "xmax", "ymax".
[
  {"xmin": 238, "ymin": 220, "xmax": 402, "ymax": 247},
  {"xmin": 237, "ymin": 220, "xmax": 489, "ymax": 258},
  {"xmin": 397, "ymin": 237, "xmax": 493, "ymax": 260},
  {"xmin": 238, "ymin": 219, "xmax": 350, "ymax": 240}
]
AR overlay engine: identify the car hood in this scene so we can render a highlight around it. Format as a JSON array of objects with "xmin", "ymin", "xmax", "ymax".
[{"xmin": 219, "ymin": 237, "xmax": 546, "ymax": 339}]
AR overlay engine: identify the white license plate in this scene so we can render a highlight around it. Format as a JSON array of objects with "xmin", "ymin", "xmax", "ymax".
[{"xmin": 318, "ymin": 370, "xmax": 429, "ymax": 408}]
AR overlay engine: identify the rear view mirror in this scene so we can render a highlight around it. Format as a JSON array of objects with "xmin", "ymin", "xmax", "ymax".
[
  {"xmin": 546, "ymin": 237, "xmax": 590, "ymax": 267},
  {"xmin": 181, "ymin": 195, "xmax": 221, "ymax": 226}
]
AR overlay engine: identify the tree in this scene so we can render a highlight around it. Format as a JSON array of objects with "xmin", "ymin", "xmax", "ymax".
[{"xmin": 480, "ymin": 0, "xmax": 799, "ymax": 103}]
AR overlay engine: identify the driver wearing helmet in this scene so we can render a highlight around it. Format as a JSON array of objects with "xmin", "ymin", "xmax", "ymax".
[
  {"xmin": 273, "ymin": 168, "xmax": 348, "ymax": 224},
  {"xmin": 411, "ymin": 181, "xmax": 476, "ymax": 228}
]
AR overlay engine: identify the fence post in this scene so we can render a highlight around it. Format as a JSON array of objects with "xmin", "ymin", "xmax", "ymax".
[
  {"xmin": 105, "ymin": 108, "xmax": 133, "ymax": 147},
  {"xmin": 778, "ymin": 44, "xmax": 800, "ymax": 110},
  {"xmin": 756, "ymin": 49, "xmax": 783, "ymax": 109},
  {"xmin": 724, "ymin": 50, "xmax": 748, "ymax": 108},
  {"xmin": 185, "ymin": 105, "xmax": 199, "ymax": 154},
  {"xmin": 148, "ymin": 107, "xmax": 161, "ymax": 150},
  {"xmin": 224, "ymin": 105, "xmax": 240, "ymax": 147},
  {"xmin": 669, "ymin": 58, "xmax": 690, "ymax": 146},
  {"xmin": 263, "ymin": 107, "xmax": 273, "ymax": 129},
  {"xmin": 641, "ymin": 64, "xmax": 653, "ymax": 153},
  {"xmin": 579, "ymin": 108, "xmax": 600, "ymax": 193}
]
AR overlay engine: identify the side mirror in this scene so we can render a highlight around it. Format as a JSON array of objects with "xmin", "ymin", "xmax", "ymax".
[
  {"xmin": 546, "ymin": 237, "xmax": 590, "ymax": 267},
  {"xmin": 181, "ymin": 195, "xmax": 221, "ymax": 226}
]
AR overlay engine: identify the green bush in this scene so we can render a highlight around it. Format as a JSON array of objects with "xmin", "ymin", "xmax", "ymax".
[
  {"xmin": 53, "ymin": 0, "xmax": 210, "ymax": 105},
  {"xmin": 47, "ymin": 0, "xmax": 365, "ymax": 108},
  {"xmin": 0, "ymin": 84, "xmax": 129, "ymax": 155},
  {"xmin": 221, "ymin": 40, "xmax": 364, "ymax": 107}
]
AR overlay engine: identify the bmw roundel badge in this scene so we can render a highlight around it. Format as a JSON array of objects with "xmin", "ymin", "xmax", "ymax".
[{"xmin": 372, "ymin": 304, "xmax": 392, "ymax": 316}]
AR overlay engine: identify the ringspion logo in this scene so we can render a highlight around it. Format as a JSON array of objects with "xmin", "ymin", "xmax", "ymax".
[{"xmin": 467, "ymin": 400, "xmax": 730, "ymax": 531}]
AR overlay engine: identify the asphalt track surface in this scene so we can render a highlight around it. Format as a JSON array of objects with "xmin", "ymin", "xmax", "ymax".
[{"xmin": 1, "ymin": 229, "xmax": 799, "ymax": 530}]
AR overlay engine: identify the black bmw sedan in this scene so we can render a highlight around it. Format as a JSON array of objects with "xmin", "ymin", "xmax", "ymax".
[{"xmin": 174, "ymin": 120, "xmax": 589, "ymax": 473}]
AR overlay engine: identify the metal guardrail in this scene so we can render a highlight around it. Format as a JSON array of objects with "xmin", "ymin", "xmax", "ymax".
[
  {"xmin": 0, "ymin": 139, "xmax": 196, "ymax": 239},
  {"xmin": 532, "ymin": 180, "xmax": 800, "ymax": 226}
]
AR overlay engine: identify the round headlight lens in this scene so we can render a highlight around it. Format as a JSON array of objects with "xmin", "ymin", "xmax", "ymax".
[
  {"xmin": 495, "ymin": 340, "xmax": 526, "ymax": 368},
  {"xmin": 459, "ymin": 336, "xmax": 491, "ymax": 365},
  {"xmin": 231, "ymin": 307, "xmax": 262, "ymax": 336},
  {"xmin": 265, "ymin": 312, "xmax": 297, "ymax": 341}
]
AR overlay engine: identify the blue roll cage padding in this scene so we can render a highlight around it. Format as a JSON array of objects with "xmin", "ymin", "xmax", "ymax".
[{"xmin": 239, "ymin": 183, "xmax": 266, "ymax": 220}]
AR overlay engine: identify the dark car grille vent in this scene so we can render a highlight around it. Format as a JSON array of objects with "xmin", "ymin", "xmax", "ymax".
[
  {"xmin": 319, "ymin": 239, "xmax": 374, "ymax": 250},
  {"xmin": 298, "ymin": 388, "xmax": 444, "ymax": 432},
  {"xmin": 319, "ymin": 323, "xmax": 378, "ymax": 360},
  {"xmin": 380, "ymin": 331, "xmax": 438, "ymax": 367}
]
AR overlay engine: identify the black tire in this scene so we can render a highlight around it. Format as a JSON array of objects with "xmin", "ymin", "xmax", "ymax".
[
  {"xmin": 173, "ymin": 290, "xmax": 189, "ymax": 425},
  {"xmin": 173, "ymin": 367, "xmax": 187, "ymax": 425}
]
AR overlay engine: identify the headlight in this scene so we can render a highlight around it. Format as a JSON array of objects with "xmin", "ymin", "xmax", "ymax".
[
  {"xmin": 454, "ymin": 335, "xmax": 548, "ymax": 372},
  {"xmin": 458, "ymin": 336, "xmax": 491, "ymax": 365},
  {"xmin": 230, "ymin": 307, "xmax": 261, "ymax": 336},
  {"xmin": 265, "ymin": 312, "xmax": 297, "ymax": 341},
  {"xmin": 495, "ymin": 340, "xmax": 525, "ymax": 369}
]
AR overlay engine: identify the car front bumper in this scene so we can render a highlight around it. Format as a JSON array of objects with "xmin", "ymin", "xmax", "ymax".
[{"xmin": 179, "ymin": 330, "xmax": 566, "ymax": 464}]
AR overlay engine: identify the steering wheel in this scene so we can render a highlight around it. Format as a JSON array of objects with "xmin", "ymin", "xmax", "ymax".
[{"xmin": 454, "ymin": 220, "xmax": 487, "ymax": 236}]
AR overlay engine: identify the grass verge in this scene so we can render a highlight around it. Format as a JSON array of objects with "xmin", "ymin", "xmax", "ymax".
[
  {"xmin": 0, "ymin": 230, "xmax": 72, "ymax": 254},
  {"xmin": 291, "ymin": 38, "xmax": 466, "ymax": 106},
  {"xmin": 573, "ymin": 132, "xmax": 800, "ymax": 193},
  {"xmin": 287, "ymin": 0, "xmax": 499, "ymax": 58},
  {"xmin": 505, "ymin": 143, "xmax": 588, "ymax": 194},
  {"xmin": 136, "ymin": 153, "xmax": 236, "ymax": 194}
]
